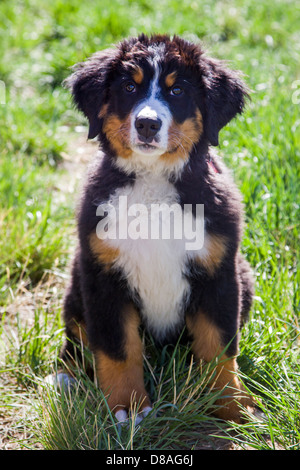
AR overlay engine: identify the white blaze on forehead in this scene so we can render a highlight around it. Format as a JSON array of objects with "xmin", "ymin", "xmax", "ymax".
[{"xmin": 148, "ymin": 60, "xmax": 161, "ymax": 98}]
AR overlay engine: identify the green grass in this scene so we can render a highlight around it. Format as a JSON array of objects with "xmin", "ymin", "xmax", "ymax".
[{"xmin": 1, "ymin": 0, "xmax": 299, "ymax": 450}]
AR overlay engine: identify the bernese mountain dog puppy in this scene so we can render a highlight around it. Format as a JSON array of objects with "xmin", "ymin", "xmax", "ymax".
[{"xmin": 53, "ymin": 34, "xmax": 255, "ymax": 424}]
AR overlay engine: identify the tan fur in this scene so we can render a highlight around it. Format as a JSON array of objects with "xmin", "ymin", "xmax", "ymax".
[
  {"xmin": 186, "ymin": 312, "xmax": 254, "ymax": 422},
  {"xmin": 102, "ymin": 113, "xmax": 132, "ymax": 158},
  {"xmin": 98, "ymin": 103, "xmax": 109, "ymax": 119},
  {"xmin": 89, "ymin": 232, "xmax": 120, "ymax": 269},
  {"xmin": 132, "ymin": 65, "xmax": 144, "ymax": 85},
  {"xmin": 94, "ymin": 305, "xmax": 150, "ymax": 412},
  {"xmin": 68, "ymin": 320, "xmax": 88, "ymax": 346},
  {"xmin": 165, "ymin": 71, "xmax": 177, "ymax": 88},
  {"xmin": 160, "ymin": 109, "xmax": 203, "ymax": 164},
  {"xmin": 197, "ymin": 234, "xmax": 228, "ymax": 276}
]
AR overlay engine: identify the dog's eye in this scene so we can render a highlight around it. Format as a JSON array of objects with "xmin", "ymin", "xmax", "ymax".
[
  {"xmin": 170, "ymin": 86, "xmax": 183, "ymax": 96},
  {"xmin": 123, "ymin": 82, "xmax": 136, "ymax": 93}
]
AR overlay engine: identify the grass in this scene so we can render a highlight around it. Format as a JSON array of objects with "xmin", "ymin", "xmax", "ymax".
[
  {"xmin": 36, "ymin": 341, "xmax": 230, "ymax": 450},
  {"xmin": 0, "ymin": 0, "xmax": 299, "ymax": 450}
]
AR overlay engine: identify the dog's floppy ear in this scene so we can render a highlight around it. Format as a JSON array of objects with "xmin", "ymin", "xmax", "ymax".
[
  {"xmin": 64, "ymin": 49, "xmax": 116, "ymax": 139},
  {"xmin": 201, "ymin": 58, "xmax": 249, "ymax": 146}
]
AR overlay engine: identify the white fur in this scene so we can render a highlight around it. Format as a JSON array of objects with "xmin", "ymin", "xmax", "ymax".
[
  {"xmin": 115, "ymin": 409, "xmax": 128, "ymax": 423},
  {"xmin": 99, "ymin": 173, "xmax": 209, "ymax": 340},
  {"xmin": 115, "ymin": 406, "xmax": 153, "ymax": 426},
  {"xmin": 44, "ymin": 372, "xmax": 75, "ymax": 390},
  {"xmin": 114, "ymin": 149, "xmax": 186, "ymax": 178}
]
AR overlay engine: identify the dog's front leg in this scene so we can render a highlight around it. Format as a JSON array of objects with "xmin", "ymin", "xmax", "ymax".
[
  {"xmin": 79, "ymin": 254, "xmax": 150, "ymax": 423},
  {"xmin": 186, "ymin": 270, "xmax": 255, "ymax": 423},
  {"xmin": 91, "ymin": 303, "xmax": 151, "ymax": 423}
]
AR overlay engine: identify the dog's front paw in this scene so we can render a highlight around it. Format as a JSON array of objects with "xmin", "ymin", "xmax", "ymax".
[
  {"xmin": 44, "ymin": 372, "xmax": 76, "ymax": 390},
  {"xmin": 214, "ymin": 385, "xmax": 257, "ymax": 423},
  {"xmin": 115, "ymin": 405, "xmax": 153, "ymax": 426}
]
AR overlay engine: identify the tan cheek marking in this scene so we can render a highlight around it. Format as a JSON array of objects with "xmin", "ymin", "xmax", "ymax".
[
  {"xmin": 89, "ymin": 232, "xmax": 120, "ymax": 269},
  {"xmin": 186, "ymin": 313, "xmax": 254, "ymax": 422},
  {"xmin": 165, "ymin": 71, "xmax": 177, "ymax": 88},
  {"xmin": 160, "ymin": 109, "xmax": 203, "ymax": 164},
  {"xmin": 196, "ymin": 234, "xmax": 227, "ymax": 277},
  {"xmin": 102, "ymin": 113, "xmax": 133, "ymax": 158},
  {"xmin": 132, "ymin": 65, "xmax": 144, "ymax": 85},
  {"xmin": 94, "ymin": 305, "xmax": 150, "ymax": 412}
]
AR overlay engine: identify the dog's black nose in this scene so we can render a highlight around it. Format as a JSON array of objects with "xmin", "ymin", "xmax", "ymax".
[{"xmin": 135, "ymin": 117, "xmax": 162, "ymax": 142}]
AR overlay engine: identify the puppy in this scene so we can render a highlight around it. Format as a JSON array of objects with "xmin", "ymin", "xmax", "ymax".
[{"xmin": 55, "ymin": 34, "xmax": 255, "ymax": 423}]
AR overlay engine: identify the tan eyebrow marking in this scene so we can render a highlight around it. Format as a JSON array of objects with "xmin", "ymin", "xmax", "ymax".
[
  {"xmin": 132, "ymin": 65, "xmax": 144, "ymax": 85},
  {"xmin": 165, "ymin": 71, "xmax": 177, "ymax": 88}
]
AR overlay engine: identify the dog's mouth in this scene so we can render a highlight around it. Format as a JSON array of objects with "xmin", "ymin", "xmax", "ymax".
[
  {"xmin": 136, "ymin": 143, "xmax": 158, "ymax": 151},
  {"xmin": 133, "ymin": 140, "xmax": 165, "ymax": 156},
  {"xmin": 133, "ymin": 141, "xmax": 182, "ymax": 159},
  {"xmin": 131, "ymin": 130, "xmax": 181, "ymax": 158}
]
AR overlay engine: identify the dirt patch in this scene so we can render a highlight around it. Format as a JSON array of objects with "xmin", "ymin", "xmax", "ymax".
[
  {"xmin": 60, "ymin": 132, "xmax": 99, "ymax": 181},
  {"xmin": 0, "ymin": 374, "xmax": 43, "ymax": 450}
]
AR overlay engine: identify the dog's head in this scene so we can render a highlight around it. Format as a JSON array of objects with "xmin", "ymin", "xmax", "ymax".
[{"xmin": 66, "ymin": 35, "xmax": 248, "ymax": 173}]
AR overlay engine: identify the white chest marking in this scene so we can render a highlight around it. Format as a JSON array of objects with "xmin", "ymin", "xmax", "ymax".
[{"xmin": 100, "ymin": 174, "xmax": 208, "ymax": 339}]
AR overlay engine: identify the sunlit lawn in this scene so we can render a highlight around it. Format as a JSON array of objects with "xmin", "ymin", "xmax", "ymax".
[{"xmin": 0, "ymin": 0, "xmax": 299, "ymax": 450}]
